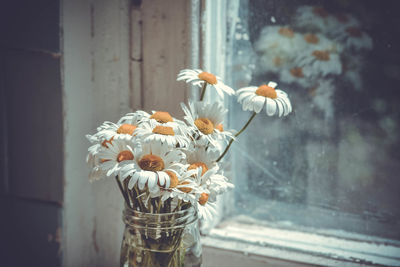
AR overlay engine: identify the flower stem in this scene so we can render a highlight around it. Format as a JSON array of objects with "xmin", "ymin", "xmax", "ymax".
[
  {"xmin": 173, "ymin": 199, "xmax": 182, "ymax": 212},
  {"xmin": 216, "ymin": 111, "xmax": 257, "ymax": 162},
  {"xmin": 134, "ymin": 186, "xmax": 146, "ymax": 212},
  {"xmin": 200, "ymin": 82, "xmax": 208, "ymax": 101},
  {"xmin": 115, "ymin": 176, "xmax": 132, "ymax": 209},
  {"xmin": 157, "ymin": 198, "xmax": 162, "ymax": 214}
]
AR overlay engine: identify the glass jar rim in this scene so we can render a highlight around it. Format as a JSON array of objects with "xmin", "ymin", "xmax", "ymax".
[
  {"xmin": 122, "ymin": 204, "xmax": 198, "ymax": 230},
  {"xmin": 123, "ymin": 204, "xmax": 196, "ymax": 217}
]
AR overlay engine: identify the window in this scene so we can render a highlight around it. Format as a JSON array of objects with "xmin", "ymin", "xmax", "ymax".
[{"xmin": 203, "ymin": 0, "xmax": 400, "ymax": 265}]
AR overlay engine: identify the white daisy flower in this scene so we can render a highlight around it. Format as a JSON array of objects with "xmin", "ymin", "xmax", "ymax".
[
  {"xmin": 236, "ymin": 81, "xmax": 292, "ymax": 116},
  {"xmin": 255, "ymin": 26, "xmax": 305, "ymax": 73},
  {"xmin": 87, "ymin": 111, "xmax": 147, "ymax": 145},
  {"xmin": 86, "ymin": 121, "xmax": 114, "ymax": 143},
  {"xmin": 139, "ymin": 110, "xmax": 190, "ymax": 132},
  {"xmin": 327, "ymin": 13, "xmax": 362, "ymax": 40},
  {"xmin": 196, "ymin": 200, "xmax": 217, "ymax": 221},
  {"xmin": 139, "ymin": 110, "xmax": 174, "ymax": 124},
  {"xmin": 117, "ymin": 110, "xmax": 148, "ymax": 125},
  {"xmin": 177, "ymin": 69, "xmax": 235, "ymax": 98},
  {"xmin": 280, "ymin": 33, "xmax": 342, "ymax": 84},
  {"xmin": 87, "ymin": 120, "xmax": 139, "ymax": 146},
  {"xmin": 279, "ymin": 67, "xmax": 313, "ymax": 88},
  {"xmin": 295, "ymin": 49, "xmax": 342, "ymax": 77},
  {"xmin": 185, "ymin": 147, "xmax": 219, "ymax": 175},
  {"xmin": 192, "ymin": 167, "xmax": 233, "ymax": 201},
  {"xmin": 302, "ymin": 33, "xmax": 343, "ymax": 54},
  {"xmin": 336, "ymin": 27, "xmax": 373, "ymax": 51},
  {"xmin": 119, "ymin": 142, "xmax": 186, "ymax": 194},
  {"xmin": 134, "ymin": 120, "xmax": 191, "ymax": 148},
  {"xmin": 86, "ymin": 143, "xmax": 101, "ymax": 167},
  {"xmin": 97, "ymin": 139, "xmax": 135, "ymax": 177},
  {"xmin": 190, "ymin": 167, "xmax": 233, "ymax": 221},
  {"xmin": 294, "ymin": 6, "xmax": 332, "ymax": 33},
  {"xmin": 181, "ymin": 101, "xmax": 234, "ymax": 146},
  {"xmin": 86, "ymin": 143, "xmax": 108, "ymax": 182},
  {"xmin": 160, "ymin": 169, "xmax": 203, "ymax": 204}
]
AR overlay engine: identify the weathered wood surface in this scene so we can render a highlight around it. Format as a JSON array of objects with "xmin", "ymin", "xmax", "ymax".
[
  {"xmin": 62, "ymin": 0, "xmax": 130, "ymax": 266},
  {"xmin": 140, "ymin": 0, "xmax": 191, "ymax": 117}
]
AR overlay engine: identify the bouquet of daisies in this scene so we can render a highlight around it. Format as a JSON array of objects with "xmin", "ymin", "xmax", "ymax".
[{"xmin": 86, "ymin": 68, "xmax": 291, "ymax": 266}]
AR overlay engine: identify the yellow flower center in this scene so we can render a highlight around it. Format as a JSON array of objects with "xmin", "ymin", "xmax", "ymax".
[
  {"xmin": 165, "ymin": 170, "xmax": 179, "ymax": 188},
  {"xmin": 178, "ymin": 181, "xmax": 192, "ymax": 193},
  {"xmin": 312, "ymin": 7, "xmax": 329, "ymax": 18},
  {"xmin": 278, "ymin": 27, "xmax": 294, "ymax": 38},
  {"xmin": 150, "ymin": 111, "xmax": 173, "ymax": 123},
  {"xmin": 215, "ymin": 123, "xmax": 224, "ymax": 132},
  {"xmin": 117, "ymin": 150, "xmax": 134, "ymax": 162},
  {"xmin": 152, "ymin": 126, "xmax": 175, "ymax": 136},
  {"xmin": 290, "ymin": 67, "xmax": 304, "ymax": 78},
  {"xmin": 138, "ymin": 154, "xmax": 165, "ymax": 172},
  {"xmin": 101, "ymin": 136, "xmax": 114, "ymax": 148},
  {"xmin": 198, "ymin": 71, "xmax": 217, "ymax": 85},
  {"xmin": 312, "ymin": 50, "xmax": 330, "ymax": 61},
  {"xmin": 304, "ymin": 33, "xmax": 319, "ymax": 44},
  {"xmin": 117, "ymin": 124, "xmax": 137, "ymax": 135},
  {"xmin": 188, "ymin": 162, "xmax": 209, "ymax": 176},
  {"xmin": 199, "ymin": 193, "xmax": 209, "ymax": 205},
  {"xmin": 346, "ymin": 27, "xmax": 362, "ymax": 38},
  {"xmin": 255, "ymin": 85, "xmax": 277, "ymax": 99},
  {"xmin": 194, "ymin": 118, "xmax": 214, "ymax": 135}
]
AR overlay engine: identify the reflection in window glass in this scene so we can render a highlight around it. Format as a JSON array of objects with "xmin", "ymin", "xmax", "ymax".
[{"xmin": 227, "ymin": 0, "xmax": 400, "ymax": 240}]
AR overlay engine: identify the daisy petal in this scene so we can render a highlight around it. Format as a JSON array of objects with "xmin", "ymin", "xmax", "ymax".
[{"xmin": 266, "ymin": 98, "xmax": 277, "ymax": 116}]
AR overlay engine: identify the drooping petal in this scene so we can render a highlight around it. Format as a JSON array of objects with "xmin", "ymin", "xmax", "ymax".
[
  {"xmin": 236, "ymin": 86, "xmax": 257, "ymax": 94},
  {"xmin": 252, "ymin": 96, "xmax": 266, "ymax": 113},
  {"xmin": 147, "ymin": 172, "xmax": 157, "ymax": 190},
  {"xmin": 275, "ymin": 99, "xmax": 284, "ymax": 117},
  {"xmin": 237, "ymin": 91, "xmax": 253, "ymax": 103},
  {"xmin": 243, "ymin": 94, "xmax": 257, "ymax": 111},
  {"xmin": 128, "ymin": 172, "xmax": 140, "ymax": 189},
  {"xmin": 266, "ymin": 98, "xmax": 277, "ymax": 116},
  {"xmin": 268, "ymin": 81, "xmax": 278, "ymax": 88},
  {"xmin": 138, "ymin": 171, "xmax": 148, "ymax": 190}
]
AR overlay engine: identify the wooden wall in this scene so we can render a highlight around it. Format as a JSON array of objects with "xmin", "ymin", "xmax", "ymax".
[
  {"xmin": 1, "ymin": 0, "xmax": 194, "ymax": 266},
  {"xmin": 0, "ymin": 0, "xmax": 63, "ymax": 266},
  {"xmin": 62, "ymin": 0, "xmax": 131, "ymax": 266},
  {"xmin": 131, "ymin": 0, "xmax": 192, "ymax": 118}
]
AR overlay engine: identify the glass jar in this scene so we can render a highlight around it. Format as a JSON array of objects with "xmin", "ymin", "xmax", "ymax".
[{"xmin": 120, "ymin": 205, "xmax": 198, "ymax": 267}]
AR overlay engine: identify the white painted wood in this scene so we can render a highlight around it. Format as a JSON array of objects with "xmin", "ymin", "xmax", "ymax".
[
  {"xmin": 199, "ymin": 0, "xmax": 238, "ymax": 233},
  {"xmin": 189, "ymin": 0, "xmax": 201, "ymax": 101},
  {"xmin": 130, "ymin": 6, "xmax": 143, "ymax": 111},
  {"xmin": 204, "ymin": 220, "xmax": 400, "ymax": 266},
  {"xmin": 62, "ymin": 0, "xmax": 130, "ymax": 266},
  {"xmin": 141, "ymin": 0, "xmax": 191, "ymax": 117},
  {"xmin": 202, "ymin": 246, "xmax": 313, "ymax": 267}
]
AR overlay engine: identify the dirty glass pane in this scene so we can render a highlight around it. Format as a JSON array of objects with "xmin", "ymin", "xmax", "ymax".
[{"xmin": 227, "ymin": 0, "xmax": 400, "ymax": 240}]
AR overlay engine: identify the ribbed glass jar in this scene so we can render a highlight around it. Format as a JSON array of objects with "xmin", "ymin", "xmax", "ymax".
[{"xmin": 120, "ymin": 205, "xmax": 198, "ymax": 267}]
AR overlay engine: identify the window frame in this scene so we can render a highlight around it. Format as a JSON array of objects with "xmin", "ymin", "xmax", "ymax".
[{"xmin": 196, "ymin": 0, "xmax": 400, "ymax": 265}]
